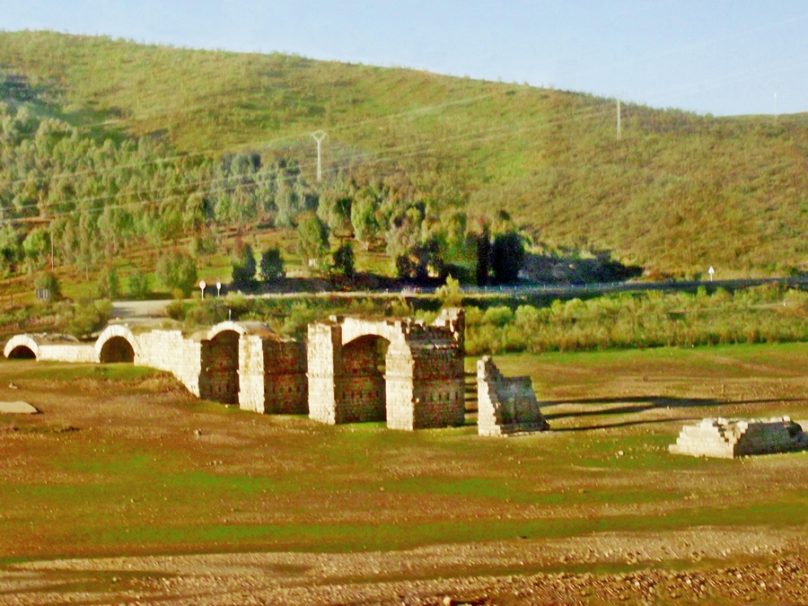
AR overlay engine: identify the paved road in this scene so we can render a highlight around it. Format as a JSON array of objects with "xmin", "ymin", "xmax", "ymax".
[
  {"xmin": 111, "ymin": 299, "xmax": 173, "ymax": 321},
  {"xmin": 111, "ymin": 276, "xmax": 806, "ymax": 320}
]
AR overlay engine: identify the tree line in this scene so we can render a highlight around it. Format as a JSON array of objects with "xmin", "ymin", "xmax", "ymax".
[{"xmin": 1, "ymin": 99, "xmax": 526, "ymax": 294}]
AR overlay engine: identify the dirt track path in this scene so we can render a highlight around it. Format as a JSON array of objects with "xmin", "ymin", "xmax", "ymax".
[{"xmin": 2, "ymin": 528, "xmax": 807, "ymax": 605}]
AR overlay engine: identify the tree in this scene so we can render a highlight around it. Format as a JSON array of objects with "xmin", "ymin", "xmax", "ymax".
[
  {"xmin": 296, "ymin": 212, "xmax": 329, "ymax": 273},
  {"xmin": 96, "ymin": 265, "xmax": 121, "ymax": 299},
  {"xmin": 317, "ymin": 190, "xmax": 353, "ymax": 234},
  {"xmin": 156, "ymin": 250, "xmax": 197, "ymax": 297},
  {"xmin": 128, "ymin": 268, "xmax": 150, "ymax": 299},
  {"xmin": 231, "ymin": 243, "xmax": 257, "ymax": 289},
  {"xmin": 350, "ymin": 189, "xmax": 380, "ymax": 247},
  {"xmin": 260, "ymin": 246, "xmax": 285, "ymax": 281},
  {"xmin": 0, "ymin": 224, "xmax": 20, "ymax": 276},
  {"xmin": 331, "ymin": 242, "xmax": 355, "ymax": 278},
  {"xmin": 491, "ymin": 230, "xmax": 525, "ymax": 284},
  {"xmin": 394, "ymin": 237, "xmax": 445, "ymax": 281},
  {"xmin": 22, "ymin": 227, "xmax": 49, "ymax": 272},
  {"xmin": 475, "ymin": 222, "xmax": 492, "ymax": 286}
]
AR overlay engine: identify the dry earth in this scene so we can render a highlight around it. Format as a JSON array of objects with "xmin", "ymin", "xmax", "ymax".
[{"xmin": 1, "ymin": 343, "xmax": 807, "ymax": 605}]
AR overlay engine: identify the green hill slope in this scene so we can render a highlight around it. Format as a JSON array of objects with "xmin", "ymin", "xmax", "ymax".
[{"xmin": 0, "ymin": 30, "xmax": 805, "ymax": 276}]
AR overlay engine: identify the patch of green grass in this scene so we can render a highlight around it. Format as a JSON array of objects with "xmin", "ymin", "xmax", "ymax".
[{"xmin": 19, "ymin": 363, "xmax": 159, "ymax": 382}]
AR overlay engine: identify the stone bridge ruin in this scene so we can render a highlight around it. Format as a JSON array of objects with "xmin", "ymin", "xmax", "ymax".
[{"xmin": 3, "ymin": 309, "xmax": 468, "ymax": 431}]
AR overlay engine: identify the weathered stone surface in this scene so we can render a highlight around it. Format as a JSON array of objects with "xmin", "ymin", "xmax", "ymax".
[
  {"xmin": 307, "ymin": 310, "xmax": 465, "ymax": 431},
  {"xmin": 670, "ymin": 417, "xmax": 808, "ymax": 458},
  {"xmin": 0, "ymin": 401, "xmax": 38, "ymax": 414},
  {"xmin": 476, "ymin": 355, "xmax": 549, "ymax": 436}
]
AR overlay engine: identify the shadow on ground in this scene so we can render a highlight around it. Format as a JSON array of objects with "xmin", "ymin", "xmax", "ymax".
[{"xmin": 540, "ymin": 396, "xmax": 804, "ymax": 432}]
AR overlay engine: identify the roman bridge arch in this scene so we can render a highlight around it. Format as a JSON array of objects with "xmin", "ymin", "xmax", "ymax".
[
  {"xmin": 95, "ymin": 325, "xmax": 139, "ymax": 363},
  {"xmin": 199, "ymin": 321, "xmax": 251, "ymax": 404},
  {"xmin": 3, "ymin": 334, "xmax": 40, "ymax": 360},
  {"xmin": 307, "ymin": 312, "xmax": 465, "ymax": 430},
  {"xmin": 198, "ymin": 321, "xmax": 308, "ymax": 413}
]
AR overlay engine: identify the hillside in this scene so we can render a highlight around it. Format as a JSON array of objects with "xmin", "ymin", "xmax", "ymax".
[{"xmin": 0, "ymin": 30, "xmax": 806, "ymax": 276}]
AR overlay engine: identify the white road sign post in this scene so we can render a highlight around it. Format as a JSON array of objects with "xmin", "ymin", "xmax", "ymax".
[
  {"xmin": 216, "ymin": 281, "xmax": 222, "ymax": 297},
  {"xmin": 707, "ymin": 266, "xmax": 715, "ymax": 282},
  {"xmin": 199, "ymin": 280, "xmax": 207, "ymax": 299}
]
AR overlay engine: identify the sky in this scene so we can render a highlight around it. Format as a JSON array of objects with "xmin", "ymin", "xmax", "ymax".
[{"xmin": 1, "ymin": 0, "xmax": 806, "ymax": 116}]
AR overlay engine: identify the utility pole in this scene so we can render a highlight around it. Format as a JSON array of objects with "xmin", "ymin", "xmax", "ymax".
[
  {"xmin": 310, "ymin": 130, "xmax": 327, "ymax": 182},
  {"xmin": 774, "ymin": 91, "xmax": 778, "ymax": 122},
  {"xmin": 616, "ymin": 98, "xmax": 622, "ymax": 140}
]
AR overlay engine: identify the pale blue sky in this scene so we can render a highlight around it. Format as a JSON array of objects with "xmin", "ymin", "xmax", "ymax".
[{"xmin": 1, "ymin": 0, "xmax": 806, "ymax": 115}]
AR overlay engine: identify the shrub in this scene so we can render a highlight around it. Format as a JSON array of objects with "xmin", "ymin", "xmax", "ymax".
[
  {"xmin": 166, "ymin": 299, "xmax": 186, "ymax": 321},
  {"xmin": 55, "ymin": 299, "xmax": 112, "ymax": 338},
  {"xmin": 33, "ymin": 271, "xmax": 61, "ymax": 302},
  {"xmin": 184, "ymin": 299, "xmax": 227, "ymax": 329},
  {"xmin": 482, "ymin": 305, "xmax": 513, "ymax": 327},
  {"xmin": 436, "ymin": 275, "xmax": 462, "ymax": 308},
  {"xmin": 128, "ymin": 268, "xmax": 150, "ymax": 299}
]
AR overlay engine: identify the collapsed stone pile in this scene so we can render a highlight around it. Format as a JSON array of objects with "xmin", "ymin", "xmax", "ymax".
[{"xmin": 669, "ymin": 417, "xmax": 808, "ymax": 458}]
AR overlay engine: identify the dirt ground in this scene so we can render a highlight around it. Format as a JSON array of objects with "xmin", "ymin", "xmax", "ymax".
[{"xmin": 1, "ymin": 343, "xmax": 807, "ymax": 605}]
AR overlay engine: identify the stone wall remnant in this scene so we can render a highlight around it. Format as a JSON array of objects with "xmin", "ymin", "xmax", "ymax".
[
  {"xmin": 476, "ymin": 355, "xmax": 549, "ymax": 436},
  {"xmin": 669, "ymin": 417, "xmax": 808, "ymax": 458}
]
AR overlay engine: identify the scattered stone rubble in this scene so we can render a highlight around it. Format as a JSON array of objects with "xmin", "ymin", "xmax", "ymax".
[
  {"xmin": 669, "ymin": 417, "xmax": 808, "ymax": 458},
  {"xmin": 476, "ymin": 356, "xmax": 549, "ymax": 436}
]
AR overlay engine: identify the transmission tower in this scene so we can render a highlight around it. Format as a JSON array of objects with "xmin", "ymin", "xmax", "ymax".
[{"xmin": 310, "ymin": 130, "xmax": 327, "ymax": 182}]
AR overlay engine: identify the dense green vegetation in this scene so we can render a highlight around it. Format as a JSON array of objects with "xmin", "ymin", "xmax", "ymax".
[
  {"xmin": 463, "ymin": 285, "xmax": 808, "ymax": 354},
  {"xmin": 0, "ymin": 31, "xmax": 805, "ymax": 280},
  {"xmin": 160, "ymin": 284, "xmax": 807, "ymax": 354}
]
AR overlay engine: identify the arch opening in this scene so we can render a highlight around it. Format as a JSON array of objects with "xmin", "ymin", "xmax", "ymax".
[
  {"xmin": 99, "ymin": 336, "xmax": 135, "ymax": 363},
  {"xmin": 200, "ymin": 330, "xmax": 240, "ymax": 404},
  {"xmin": 340, "ymin": 335, "xmax": 390, "ymax": 422},
  {"xmin": 7, "ymin": 345, "xmax": 36, "ymax": 360}
]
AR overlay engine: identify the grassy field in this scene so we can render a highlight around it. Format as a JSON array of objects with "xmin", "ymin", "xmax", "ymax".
[
  {"xmin": 1, "ymin": 343, "xmax": 806, "ymax": 563},
  {"xmin": 0, "ymin": 31, "xmax": 806, "ymax": 275}
]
